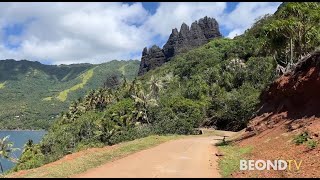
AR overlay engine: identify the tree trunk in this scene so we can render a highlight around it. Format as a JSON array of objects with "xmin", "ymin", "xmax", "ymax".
[
  {"xmin": 290, "ymin": 38, "xmax": 293, "ymax": 65},
  {"xmin": 145, "ymin": 109, "xmax": 150, "ymax": 124},
  {"xmin": 0, "ymin": 161, "xmax": 3, "ymax": 173}
]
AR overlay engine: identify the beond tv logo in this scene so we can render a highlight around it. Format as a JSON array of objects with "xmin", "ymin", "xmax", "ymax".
[{"xmin": 240, "ymin": 160, "xmax": 303, "ymax": 171}]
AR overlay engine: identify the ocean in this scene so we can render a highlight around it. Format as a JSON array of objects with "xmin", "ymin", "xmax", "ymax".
[{"xmin": 0, "ymin": 130, "xmax": 46, "ymax": 172}]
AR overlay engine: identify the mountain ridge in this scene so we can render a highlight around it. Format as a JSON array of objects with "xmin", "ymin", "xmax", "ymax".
[
  {"xmin": 138, "ymin": 16, "xmax": 222, "ymax": 75},
  {"xmin": 0, "ymin": 59, "xmax": 140, "ymax": 129}
]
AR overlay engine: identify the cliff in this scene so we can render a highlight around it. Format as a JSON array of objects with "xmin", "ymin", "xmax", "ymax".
[{"xmin": 138, "ymin": 16, "xmax": 222, "ymax": 75}]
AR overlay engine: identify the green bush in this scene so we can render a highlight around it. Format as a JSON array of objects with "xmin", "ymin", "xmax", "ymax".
[
  {"xmin": 150, "ymin": 96, "xmax": 205, "ymax": 135},
  {"xmin": 293, "ymin": 132, "xmax": 309, "ymax": 145},
  {"xmin": 306, "ymin": 140, "xmax": 318, "ymax": 149},
  {"xmin": 108, "ymin": 125, "xmax": 154, "ymax": 145},
  {"xmin": 208, "ymin": 83, "xmax": 260, "ymax": 131},
  {"xmin": 13, "ymin": 145, "xmax": 45, "ymax": 171},
  {"xmin": 183, "ymin": 75, "xmax": 209, "ymax": 100},
  {"xmin": 75, "ymin": 141, "xmax": 105, "ymax": 152}
]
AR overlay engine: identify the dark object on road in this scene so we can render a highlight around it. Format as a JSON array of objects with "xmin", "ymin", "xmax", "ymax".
[{"xmin": 194, "ymin": 129, "xmax": 203, "ymax": 135}]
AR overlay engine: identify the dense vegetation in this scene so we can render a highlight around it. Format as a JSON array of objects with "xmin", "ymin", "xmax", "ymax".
[
  {"xmin": 0, "ymin": 60, "xmax": 140, "ymax": 129},
  {"xmin": 263, "ymin": 2, "xmax": 320, "ymax": 72},
  {"xmin": 10, "ymin": 2, "xmax": 320, "ymax": 173}
]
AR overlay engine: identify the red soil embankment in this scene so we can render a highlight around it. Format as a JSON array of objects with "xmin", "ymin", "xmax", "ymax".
[{"xmin": 232, "ymin": 51, "xmax": 320, "ymax": 178}]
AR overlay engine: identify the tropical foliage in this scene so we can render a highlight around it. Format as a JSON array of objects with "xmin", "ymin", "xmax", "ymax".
[
  {"xmin": 0, "ymin": 136, "xmax": 19, "ymax": 173},
  {"xmin": 263, "ymin": 2, "xmax": 320, "ymax": 73}
]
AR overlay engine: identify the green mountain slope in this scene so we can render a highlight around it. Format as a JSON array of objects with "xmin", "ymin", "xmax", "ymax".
[{"xmin": 0, "ymin": 60, "xmax": 140, "ymax": 130}]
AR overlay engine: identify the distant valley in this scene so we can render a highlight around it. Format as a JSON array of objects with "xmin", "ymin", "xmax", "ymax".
[{"xmin": 0, "ymin": 59, "xmax": 140, "ymax": 129}]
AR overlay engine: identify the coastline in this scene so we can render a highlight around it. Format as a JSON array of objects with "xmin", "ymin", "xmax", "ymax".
[{"xmin": 0, "ymin": 129, "xmax": 46, "ymax": 132}]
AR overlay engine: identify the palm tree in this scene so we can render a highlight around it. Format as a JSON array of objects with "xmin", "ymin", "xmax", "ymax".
[
  {"xmin": 147, "ymin": 75, "xmax": 163, "ymax": 99},
  {"xmin": 0, "ymin": 136, "xmax": 19, "ymax": 173},
  {"xmin": 22, "ymin": 139, "xmax": 34, "ymax": 155},
  {"xmin": 103, "ymin": 90, "xmax": 114, "ymax": 106},
  {"xmin": 121, "ymin": 76, "xmax": 128, "ymax": 88},
  {"xmin": 131, "ymin": 88, "xmax": 158, "ymax": 124},
  {"xmin": 84, "ymin": 90, "xmax": 96, "ymax": 110},
  {"xmin": 68, "ymin": 101, "xmax": 80, "ymax": 122},
  {"xmin": 129, "ymin": 79, "xmax": 143, "ymax": 96},
  {"xmin": 25, "ymin": 139, "xmax": 33, "ymax": 148},
  {"xmin": 128, "ymin": 78, "xmax": 138, "ymax": 96}
]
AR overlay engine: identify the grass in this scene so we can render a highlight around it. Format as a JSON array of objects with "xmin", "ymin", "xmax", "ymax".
[
  {"xmin": 0, "ymin": 81, "xmax": 6, "ymax": 89},
  {"xmin": 119, "ymin": 64, "xmax": 128, "ymax": 76},
  {"xmin": 293, "ymin": 131, "xmax": 309, "ymax": 145},
  {"xmin": 6, "ymin": 135, "xmax": 184, "ymax": 178},
  {"xmin": 306, "ymin": 140, "xmax": 318, "ymax": 149},
  {"xmin": 42, "ymin": 97, "xmax": 52, "ymax": 101},
  {"xmin": 57, "ymin": 69, "xmax": 94, "ymax": 102},
  {"xmin": 217, "ymin": 143, "xmax": 252, "ymax": 178}
]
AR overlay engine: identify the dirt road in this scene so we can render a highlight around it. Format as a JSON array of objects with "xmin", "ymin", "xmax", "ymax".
[{"xmin": 73, "ymin": 135, "xmax": 225, "ymax": 178}]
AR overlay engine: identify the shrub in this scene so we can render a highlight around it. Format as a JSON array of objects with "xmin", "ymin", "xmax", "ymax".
[
  {"xmin": 306, "ymin": 140, "xmax": 318, "ymax": 149},
  {"xmin": 13, "ymin": 145, "xmax": 45, "ymax": 171},
  {"xmin": 208, "ymin": 83, "xmax": 260, "ymax": 131},
  {"xmin": 150, "ymin": 95, "xmax": 205, "ymax": 135},
  {"xmin": 108, "ymin": 125, "xmax": 154, "ymax": 145},
  {"xmin": 293, "ymin": 132, "xmax": 309, "ymax": 145},
  {"xmin": 153, "ymin": 115, "xmax": 195, "ymax": 135}
]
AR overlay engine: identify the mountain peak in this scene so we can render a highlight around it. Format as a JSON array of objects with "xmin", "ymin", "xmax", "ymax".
[{"xmin": 138, "ymin": 16, "xmax": 222, "ymax": 76}]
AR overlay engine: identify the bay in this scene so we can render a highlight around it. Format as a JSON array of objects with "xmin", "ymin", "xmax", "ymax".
[{"xmin": 0, "ymin": 130, "xmax": 46, "ymax": 172}]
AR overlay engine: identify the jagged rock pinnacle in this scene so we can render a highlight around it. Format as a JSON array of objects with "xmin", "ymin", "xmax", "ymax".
[{"xmin": 138, "ymin": 16, "xmax": 222, "ymax": 76}]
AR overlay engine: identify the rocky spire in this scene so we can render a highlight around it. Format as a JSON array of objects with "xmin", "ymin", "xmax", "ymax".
[
  {"xmin": 172, "ymin": 28, "xmax": 179, "ymax": 36},
  {"xmin": 138, "ymin": 45, "xmax": 166, "ymax": 76},
  {"xmin": 138, "ymin": 16, "xmax": 222, "ymax": 76},
  {"xmin": 197, "ymin": 16, "xmax": 221, "ymax": 39},
  {"xmin": 179, "ymin": 23, "xmax": 190, "ymax": 36}
]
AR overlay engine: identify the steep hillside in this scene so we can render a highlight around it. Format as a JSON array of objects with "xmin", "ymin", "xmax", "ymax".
[
  {"xmin": 217, "ymin": 2, "xmax": 320, "ymax": 177},
  {"xmin": 0, "ymin": 60, "xmax": 140, "ymax": 129},
  {"xmin": 0, "ymin": 60, "xmax": 93, "ymax": 82},
  {"xmin": 231, "ymin": 51, "xmax": 320, "ymax": 178}
]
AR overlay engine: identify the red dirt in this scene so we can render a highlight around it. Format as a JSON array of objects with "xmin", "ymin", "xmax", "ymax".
[
  {"xmin": 73, "ymin": 136, "xmax": 222, "ymax": 178},
  {"xmin": 231, "ymin": 51, "xmax": 320, "ymax": 178}
]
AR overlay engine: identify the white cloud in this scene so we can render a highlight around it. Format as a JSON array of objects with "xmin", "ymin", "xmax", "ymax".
[
  {"xmin": 143, "ymin": 2, "xmax": 227, "ymax": 38},
  {"xmin": 0, "ymin": 2, "xmax": 152, "ymax": 64},
  {"xmin": 0, "ymin": 2, "xmax": 281, "ymax": 64},
  {"xmin": 223, "ymin": 2, "xmax": 281, "ymax": 38},
  {"xmin": 227, "ymin": 29, "xmax": 243, "ymax": 39}
]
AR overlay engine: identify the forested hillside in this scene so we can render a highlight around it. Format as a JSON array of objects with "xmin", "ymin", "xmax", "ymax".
[
  {"xmin": 12, "ymin": 2, "xmax": 320, "ymax": 174},
  {"xmin": 0, "ymin": 60, "xmax": 140, "ymax": 129}
]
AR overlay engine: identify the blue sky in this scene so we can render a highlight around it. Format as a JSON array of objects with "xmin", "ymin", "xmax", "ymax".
[
  {"xmin": 0, "ymin": 2, "xmax": 281, "ymax": 65},
  {"xmin": 3, "ymin": 23, "xmax": 24, "ymax": 49}
]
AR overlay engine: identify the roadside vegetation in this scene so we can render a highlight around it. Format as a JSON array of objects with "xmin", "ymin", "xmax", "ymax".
[
  {"xmin": 6, "ymin": 135, "xmax": 182, "ymax": 178},
  {"xmin": 216, "ymin": 142, "xmax": 252, "ymax": 178},
  {"xmin": 293, "ymin": 131, "xmax": 318, "ymax": 150}
]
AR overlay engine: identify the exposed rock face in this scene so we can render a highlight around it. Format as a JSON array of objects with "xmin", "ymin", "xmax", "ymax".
[
  {"xmin": 138, "ymin": 45, "xmax": 166, "ymax": 75},
  {"xmin": 138, "ymin": 16, "xmax": 222, "ymax": 76}
]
